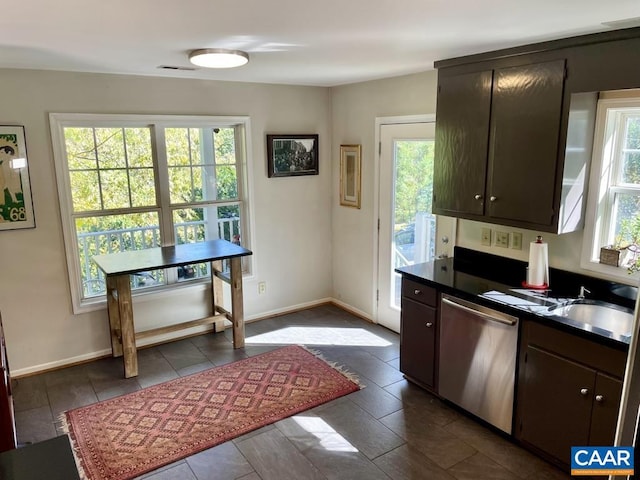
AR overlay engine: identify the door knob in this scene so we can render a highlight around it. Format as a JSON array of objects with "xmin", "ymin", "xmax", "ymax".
[
  {"xmin": 414, "ymin": 289, "xmax": 421, "ymax": 295},
  {"xmin": 595, "ymin": 395, "xmax": 604, "ymax": 402},
  {"xmin": 580, "ymin": 388, "xmax": 589, "ymax": 396},
  {"xmin": 426, "ymin": 322, "xmax": 433, "ymax": 328},
  {"xmin": 490, "ymin": 196, "xmax": 497, "ymax": 202},
  {"xmin": 474, "ymin": 194, "xmax": 482, "ymax": 200}
]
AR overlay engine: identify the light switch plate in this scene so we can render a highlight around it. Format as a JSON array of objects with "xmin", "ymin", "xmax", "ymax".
[
  {"xmin": 481, "ymin": 228, "xmax": 491, "ymax": 246},
  {"xmin": 511, "ymin": 232, "xmax": 523, "ymax": 250},
  {"xmin": 495, "ymin": 231, "xmax": 509, "ymax": 248}
]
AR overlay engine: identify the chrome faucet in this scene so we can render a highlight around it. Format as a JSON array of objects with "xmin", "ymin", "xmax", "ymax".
[{"xmin": 578, "ymin": 286, "xmax": 591, "ymax": 299}]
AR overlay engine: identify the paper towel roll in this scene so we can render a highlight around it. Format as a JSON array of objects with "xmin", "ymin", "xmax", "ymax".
[{"xmin": 527, "ymin": 240, "xmax": 549, "ymax": 287}]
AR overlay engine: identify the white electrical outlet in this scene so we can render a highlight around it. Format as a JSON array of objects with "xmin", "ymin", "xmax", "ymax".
[
  {"xmin": 481, "ymin": 228, "xmax": 491, "ymax": 246},
  {"xmin": 495, "ymin": 231, "xmax": 509, "ymax": 248},
  {"xmin": 258, "ymin": 282, "xmax": 266, "ymax": 295},
  {"xmin": 511, "ymin": 232, "xmax": 523, "ymax": 250}
]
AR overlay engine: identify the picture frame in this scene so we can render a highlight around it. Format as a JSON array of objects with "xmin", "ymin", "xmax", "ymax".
[
  {"xmin": 0, "ymin": 126, "xmax": 35, "ymax": 230},
  {"xmin": 339, "ymin": 144, "xmax": 361, "ymax": 209},
  {"xmin": 266, "ymin": 134, "xmax": 319, "ymax": 177}
]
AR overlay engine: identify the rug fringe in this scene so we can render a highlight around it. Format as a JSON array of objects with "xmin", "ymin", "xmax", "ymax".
[
  {"xmin": 57, "ymin": 413, "xmax": 90, "ymax": 480},
  {"xmin": 300, "ymin": 345, "xmax": 366, "ymax": 390}
]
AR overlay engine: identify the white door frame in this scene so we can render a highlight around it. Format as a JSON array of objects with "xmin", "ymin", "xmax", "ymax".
[{"xmin": 373, "ymin": 114, "xmax": 436, "ymax": 323}]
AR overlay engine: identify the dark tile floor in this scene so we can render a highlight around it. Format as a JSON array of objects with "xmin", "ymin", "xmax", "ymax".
[{"xmin": 12, "ymin": 305, "xmax": 571, "ymax": 480}]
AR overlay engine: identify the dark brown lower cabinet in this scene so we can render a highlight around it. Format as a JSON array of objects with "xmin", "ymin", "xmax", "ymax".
[
  {"xmin": 516, "ymin": 321, "xmax": 625, "ymax": 469},
  {"xmin": 400, "ymin": 297, "xmax": 437, "ymax": 389}
]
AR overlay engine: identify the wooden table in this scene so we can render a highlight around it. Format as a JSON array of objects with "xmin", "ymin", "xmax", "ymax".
[{"xmin": 93, "ymin": 239, "xmax": 253, "ymax": 378}]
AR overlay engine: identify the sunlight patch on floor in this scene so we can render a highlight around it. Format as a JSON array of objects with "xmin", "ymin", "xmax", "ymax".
[
  {"xmin": 292, "ymin": 416, "xmax": 358, "ymax": 452},
  {"xmin": 246, "ymin": 326, "xmax": 392, "ymax": 347}
]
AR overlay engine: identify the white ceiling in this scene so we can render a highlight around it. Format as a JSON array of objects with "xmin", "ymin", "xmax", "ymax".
[{"xmin": 3, "ymin": 1, "xmax": 640, "ymax": 87}]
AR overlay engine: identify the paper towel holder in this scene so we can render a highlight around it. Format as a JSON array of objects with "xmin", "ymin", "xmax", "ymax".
[{"xmin": 522, "ymin": 235, "xmax": 550, "ymax": 290}]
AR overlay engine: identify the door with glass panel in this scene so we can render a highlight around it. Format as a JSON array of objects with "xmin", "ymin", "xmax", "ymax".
[{"xmin": 377, "ymin": 122, "xmax": 456, "ymax": 332}]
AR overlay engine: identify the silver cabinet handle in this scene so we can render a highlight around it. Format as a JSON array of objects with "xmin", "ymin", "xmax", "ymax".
[
  {"xmin": 474, "ymin": 194, "xmax": 482, "ymax": 200},
  {"xmin": 595, "ymin": 395, "xmax": 604, "ymax": 402},
  {"xmin": 580, "ymin": 388, "xmax": 589, "ymax": 396},
  {"xmin": 490, "ymin": 196, "xmax": 497, "ymax": 202},
  {"xmin": 426, "ymin": 322, "xmax": 433, "ymax": 328},
  {"xmin": 414, "ymin": 289, "xmax": 421, "ymax": 295}
]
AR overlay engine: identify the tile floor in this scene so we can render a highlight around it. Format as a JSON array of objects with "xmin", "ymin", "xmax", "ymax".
[{"xmin": 12, "ymin": 304, "xmax": 571, "ymax": 480}]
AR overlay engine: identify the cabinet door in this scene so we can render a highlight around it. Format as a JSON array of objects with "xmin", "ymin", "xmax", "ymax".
[
  {"xmin": 0, "ymin": 315, "xmax": 15, "ymax": 452},
  {"xmin": 589, "ymin": 373, "xmax": 623, "ymax": 446},
  {"xmin": 486, "ymin": 60, "xmax": 565, "ymax": 227},
  {"xmin": 519, "ymin": 345, "xmax": 594, "ymax": 466},
  {"xmin": 400, "ymin": 297, "xmax": 437, "ymax": 389},
  {"xmin": 433, "ymin": 70, "xmax": 492, "ymax": 217}
]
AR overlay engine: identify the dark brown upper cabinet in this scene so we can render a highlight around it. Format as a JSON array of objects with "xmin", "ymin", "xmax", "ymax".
[
  {"xmin": 433, "ymin": 69, "xmax": 492, "ymax": 218},
  {"xmin": 486, "ymin": 60, "xmax": 565, "ymax": 226},
  {"xmin": 433, "ymin": 58, "xmax": 591, "ymax": 233},
  {"xmin": 430, "ymin": 28, "xmax": 640, "ymax": 233}
]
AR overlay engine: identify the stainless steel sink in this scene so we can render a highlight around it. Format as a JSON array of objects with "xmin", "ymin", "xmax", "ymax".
[{"xmin": 548, "ymin": 300, "xmax": 635, "ymax": 337}]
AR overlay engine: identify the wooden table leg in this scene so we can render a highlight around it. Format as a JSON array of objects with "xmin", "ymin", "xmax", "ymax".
[
  {"xmin": 229, "ymin": 257, "xmax": 245, "ymax": 348},
  {"xmin": 105, "ymin": 276, "xmax": 123, "ymax": 357},
  {"xmin": 211, "ymin": 260, "xmax": 224, "ymax": 333},
  {"xmin": 115, "ymin": 274, "xmax": 138, "ymax": 378}
]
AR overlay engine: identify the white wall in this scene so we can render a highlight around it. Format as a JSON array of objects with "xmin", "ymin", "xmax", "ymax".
[
  {"xmin": 330, "ymin": 72, "xmax": 439, "ymax": 318},
  {"xmin": 0, "ymin": 69, "xmax": 333, "ymax": 374}
]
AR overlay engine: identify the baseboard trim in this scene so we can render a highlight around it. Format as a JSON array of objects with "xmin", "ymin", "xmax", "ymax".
[{"xmin": 12, "ymin": 297, "xmax": 371, "ymax": 378}]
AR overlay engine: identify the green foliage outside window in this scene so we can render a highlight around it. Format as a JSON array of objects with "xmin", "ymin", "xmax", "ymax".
[{"xmin": 394, "ymin": 140, "xmax": 434, "ymax": 227}]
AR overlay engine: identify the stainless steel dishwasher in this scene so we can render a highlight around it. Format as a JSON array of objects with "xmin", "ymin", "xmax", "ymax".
[{"xmin": 439, "ymin": 294, "xmax": 519, "ymax": 434}]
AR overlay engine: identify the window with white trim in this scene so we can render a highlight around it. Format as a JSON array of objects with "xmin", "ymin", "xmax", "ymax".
[
  {"xmin": 581, "ymin": 97, "xmax": 640, "ymax": 278},
  {"xmin": 50, "ymin": 114, "xmax": 252, "ymax": 312}
]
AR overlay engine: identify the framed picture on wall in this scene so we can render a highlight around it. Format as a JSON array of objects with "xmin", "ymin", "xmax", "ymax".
[
  {"xmin": 339, "ymin": 144, "xmax": 361, "ymax": 209},
  {"xmin": 0, "ymin": 126, "xmax": 35, "ymax": 230},
  {"xmin": 266, "ymin": 134, "xmax": 319, "ymax": 177}
]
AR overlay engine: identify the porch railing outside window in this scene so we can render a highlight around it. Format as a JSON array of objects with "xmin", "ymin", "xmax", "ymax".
[{"xmin": 79, "ymin": 216, "xmax": 240, "ymax": 298}]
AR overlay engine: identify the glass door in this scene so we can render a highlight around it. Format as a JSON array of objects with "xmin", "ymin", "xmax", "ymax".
[{"xmin": 377, "ymin": 122, "xmax": 455, "ymax": 332}]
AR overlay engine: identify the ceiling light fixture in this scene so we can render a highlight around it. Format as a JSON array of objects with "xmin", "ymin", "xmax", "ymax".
[{"xmin": 188, "ymin": 49, "xmax": 249, "ymax": 69}]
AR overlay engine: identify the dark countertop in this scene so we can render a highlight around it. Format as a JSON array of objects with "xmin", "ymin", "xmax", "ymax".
[{"xmin": 396, "ymin": 248, "xmax": 637, "ymax": 350}]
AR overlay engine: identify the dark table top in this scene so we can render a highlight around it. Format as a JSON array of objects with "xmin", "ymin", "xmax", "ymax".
[
  {"xmin": 92, "ymin": 239, "xmax": 253, "ymax": 276},
  {"xmin": 0, "ymin": 435, "xmax": 80, "ymax": 480}
]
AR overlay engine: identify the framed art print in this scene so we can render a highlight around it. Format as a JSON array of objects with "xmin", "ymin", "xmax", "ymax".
[
  {"xmin": 0, "ymin": 126, "xmax": 35, "ymax": 230},
  {"xmin": 267, "ymin": 134, "xmax": 319, "ymax": 177}
]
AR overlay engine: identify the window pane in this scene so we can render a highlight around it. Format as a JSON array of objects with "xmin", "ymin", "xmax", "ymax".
[
  {"xmin": 214, "ymin": 128, "xmax": 237, "ymax": 165},
  {"xmin": 167, "ymin": 127, "xmax": 238, "ymax": 204},
  {"xmin": 130, "ymin": 168, "xmax": 156, "ymax": 207},
  {"xmin": 621, "ymin": 116, "xmax": 640, "ymax": 185},
  {"xmin": 125, "ymin": 128, "xmax": 153, "ymax": 168},
  {"xmin": 169, "ymin": 166, "xmax": 193, "ymax": 203},
  {"xmin": 173, "ymin": 205, "xmax": 241, "ymax": 243},
  {"xmin": 69, "ymin": 170, "xmax": 101, "ymax": 212},
  {"xmin": 65, "ymin": 127, "xmax": 156, "ymax": 212},
  {"xmin": 613, "ymin": 192, "xmax": 640, "ymax": 246},
  {"xmin": 64, "ymin": 128, "xmax": 97, "ymax": 170},
  {"xmin": 75, "ymin": 212, "xmax": 164, "ymax": 298},
  {"xmin": 96, "ymin": 128, "xmax": 126, "ymax": 169},
  {"xmin": 101, "ymin": 170, "xmax": 131, "ymax": 209},
  {"xmin": 216, "ymin": 165, "xmax": 238, "ymax": 200}
]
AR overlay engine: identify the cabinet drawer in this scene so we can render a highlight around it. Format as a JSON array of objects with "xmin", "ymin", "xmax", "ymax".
[
  {"xmin": 401, "ymin": 278, "xmax": 437, "ymax": 307},
  {"xmin": 525, "ymin": 320, "xmax": 626, "ymax": 378}
]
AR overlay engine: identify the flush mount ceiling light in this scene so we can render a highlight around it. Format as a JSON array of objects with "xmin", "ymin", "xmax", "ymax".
[{"xmin": 188, "ymin": 49, "xmax": 249, "ymax": 68}]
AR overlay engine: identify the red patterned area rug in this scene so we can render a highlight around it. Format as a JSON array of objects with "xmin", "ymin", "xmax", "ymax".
[{"xmin": 61, "ymin": 345, "xmax": 361, "ymax": 480}]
